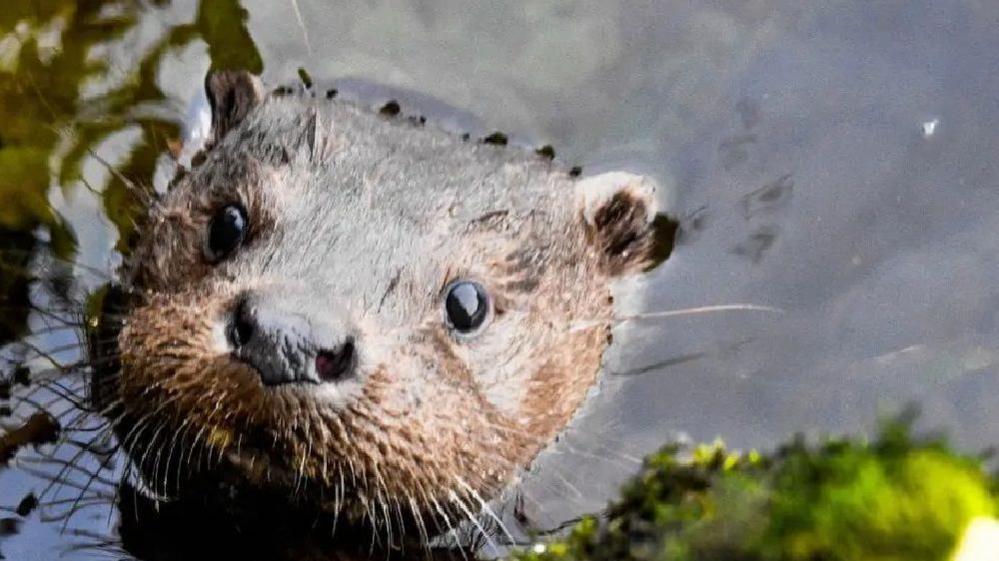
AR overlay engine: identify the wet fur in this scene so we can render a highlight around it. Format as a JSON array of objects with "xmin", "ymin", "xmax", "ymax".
[{"xmin": 110, "ymin": 71, "xmax": 664, "ymax": 549}]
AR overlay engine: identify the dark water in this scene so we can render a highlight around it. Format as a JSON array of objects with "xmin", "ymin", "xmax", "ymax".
[{"xmin": 3, "ymin": 1, "xmax": 999, "ymax": 558}]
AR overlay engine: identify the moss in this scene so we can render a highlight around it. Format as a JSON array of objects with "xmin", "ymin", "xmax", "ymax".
[{"xmin": 514, "ymin": 418, "xmax": 998, "ymax": 561}]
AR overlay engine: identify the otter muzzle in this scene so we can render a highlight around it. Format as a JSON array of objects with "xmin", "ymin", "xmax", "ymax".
[{"xmin": 226, "ymin": 290, "xmax": 357, "ymax": 386}]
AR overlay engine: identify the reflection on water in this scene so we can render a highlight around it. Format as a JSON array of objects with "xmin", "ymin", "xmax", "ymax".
[
  {"xmin": 4, "ymin": 0, "xmax": 999, "ymax": 559},
  {"xmin": 0, "ymin": 2, "xmax": 263, "ymax": 558}
]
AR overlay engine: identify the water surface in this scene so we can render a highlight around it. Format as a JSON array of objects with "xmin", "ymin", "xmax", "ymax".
[{"xmin": 3, "ymin": 1, "xmax": 999, "ymax": 558}]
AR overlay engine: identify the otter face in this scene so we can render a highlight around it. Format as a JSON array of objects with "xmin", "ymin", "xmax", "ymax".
[{"xmin": 113, "ymin": 71, "xmax": 668, "ymax": 538}]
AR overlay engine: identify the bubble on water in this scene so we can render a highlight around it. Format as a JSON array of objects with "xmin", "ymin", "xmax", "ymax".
[{"xmin": 922, "ymin": 118, "xmax": 940, "ymax": 138}]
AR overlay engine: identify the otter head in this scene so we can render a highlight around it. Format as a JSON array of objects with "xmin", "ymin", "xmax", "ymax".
[{"xmin": 112, "ymin": 71, "xmax": 669, "ymax": 542}]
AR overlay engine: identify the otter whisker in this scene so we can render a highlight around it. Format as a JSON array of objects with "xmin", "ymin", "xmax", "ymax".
[
  {"xmin": 125, "ymin": 426, "xmax": 159, "ymax": 498},
  {"xmin": 430, "ymin": 495, "xmax": 469, "ymax": 561},
  {"xmin": 293, "ymin": 435, "xmax": 309, "ymax": 497},
  {"xmin": 453, "ymin": 475, "xmax": 517, "ymax": 547},
  {"xmin": 362, "ymin": 494, "xmax": 380, "ymax": 553},
  {"xmin": 116, "ymin": 411, "xmax": 165, "ymax": 475},
  {"xmin": 347, "ymin": 456, "xmax": 358, "ymax": 489},
  {"xmin": 569, "ymin": 303, "xmax": 785, "ymax": 332},
  {"xmin": 448, "ymin": 489, "xmax": 501, "ymax": 557},
  {"xmin": 414, "ymin": 484, "xmax": 444, "ymax": 545},
  {"xmin": 113, "ymin": 398, "xmax": 165, "ymax": 451},
  {"xmin": 472, "ymin": 419, "xmax": 550, "ymax": 451},
  {"xmin": 406, "ymin": 492, "xmax": 432, "ymax": 554},
  {"xmin": 76, "ymin": 331, "xmax": 129, "ymax": 348},
  {"xmin": 161, "ymin": 425, "xmax": 187, "ymax": 499},
  {"xmin": 623, "ymin": 303, "xmax": 785, "ymax": 320},
  {"xmin": 394, "ymin": 496, "xmax": 410, "ymax": 552},
  {"xmin": 375, "ymin": 499, "xmax": 391, "ymax": 553},
  {"xmin": 391, "ymin": 499, "xmax": 406, "ymax": 553},
  {"xmin": 193, "ymin": 393, "xmax": 230, "ymax": 472},
  {"xmin": 287, "ymin": 0, "xmax": 312, "ymax": 55},
  {"xmin": 550, "ymin": 469, "xmax": 585, "ymax": 501},
  {"xmin": 369, "ymin": 469, "xmax": 393, "ymax": 552},
  {"xmin": 559, "ymin": 423, "xmax": 642, "ymax": 469},
  {"xmin": 167, "ymin": 418, "xmax": 196, "ymax": 496},
  {"xmin": 85, "ymin": 147, "xmax": 156, "ymax": 210},
  {"xmin": 328, "ymin": 465, "xmax": 344, "ymax": 536},
  {"xmin": 552, "ymin": 437, "xmax": 641, "ymax": 469},
  {"xmin": 369, "ymin": 489, "xmax": 385, "ymax": 551},
  {"xmin": 146, "ymin": 421, "xmax": 171, "ymax": 498},
  {"xmin": 380, "ymin": 490, "xmax": 395, "ymax": 554}
]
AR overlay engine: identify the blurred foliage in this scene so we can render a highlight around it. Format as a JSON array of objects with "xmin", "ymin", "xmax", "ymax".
[
  {"xmin": 0, "ymin": 0, "xmax": 261, "ymax": 344},
  {"xmin": 0, "ymin": 230, "xmax": 33, "ymax": 345},
  {"xmin": 0, "ymin": 0, "xmax": 262, "ymax": 248},
  {"xmin": 515, "ymin": 416, "xmax": 998, "ymax": 561}
]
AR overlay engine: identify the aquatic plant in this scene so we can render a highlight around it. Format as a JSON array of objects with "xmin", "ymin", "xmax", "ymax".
[
  {"xmin": 515, "ymin": 416, "xmax": 999, "ymax": 561},
  {"xmin": 0, "ymin": 0, "xmax": 263, "ymax": 348}
]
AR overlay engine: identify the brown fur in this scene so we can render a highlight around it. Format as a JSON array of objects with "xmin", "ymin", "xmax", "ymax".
[{"xmin": 107, "ymin": 71, "xmax": 667, "ymax": 548}]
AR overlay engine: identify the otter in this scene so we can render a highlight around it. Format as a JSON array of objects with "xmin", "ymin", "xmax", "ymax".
[{"xmin": 90, "ymin": 70, "xmax": 672, "ymax": 558}]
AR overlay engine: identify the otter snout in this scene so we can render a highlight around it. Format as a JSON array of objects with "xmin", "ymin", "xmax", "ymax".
[{"xmin": 226, "ymin": 289, "xmax": 357, "ymax": 386}]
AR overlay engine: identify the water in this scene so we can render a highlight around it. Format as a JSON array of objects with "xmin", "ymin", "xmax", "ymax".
[{"xmin": 3, "ymin": 1, "xmax": 999, "ymax": 558}]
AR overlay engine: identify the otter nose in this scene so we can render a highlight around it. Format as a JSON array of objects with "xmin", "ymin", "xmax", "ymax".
[{"xmin": 226, "ymin": 291, "xmax": 357, "ymax": 386}]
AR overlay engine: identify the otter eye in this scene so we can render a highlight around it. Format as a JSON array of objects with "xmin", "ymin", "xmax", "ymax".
[
  {"xmin": 205, "ymin": 204, "xmax": 248, "ymax": 263},
  {"xmin": 444, "ymin": 280, "xmax": 490, "ymax": 334}
]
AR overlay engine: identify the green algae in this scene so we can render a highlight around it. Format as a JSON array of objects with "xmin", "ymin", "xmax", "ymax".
[{"xmin": 516, "ymin": 418, "xmax": 998, "ymax": 561}]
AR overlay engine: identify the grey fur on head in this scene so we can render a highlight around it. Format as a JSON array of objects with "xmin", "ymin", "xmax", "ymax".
[{"xmin": 113, "ymin": 69, "xmax": 674, "ymax": 546}]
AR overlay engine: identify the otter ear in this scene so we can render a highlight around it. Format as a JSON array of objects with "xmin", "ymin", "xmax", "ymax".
[
  {"xmin": 205, "ymin": 70, "xmax": 264, "ymax": 147},
  {"xmin": 576, "ymin": 172, "xmax": 675, "ymax": 275}
]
